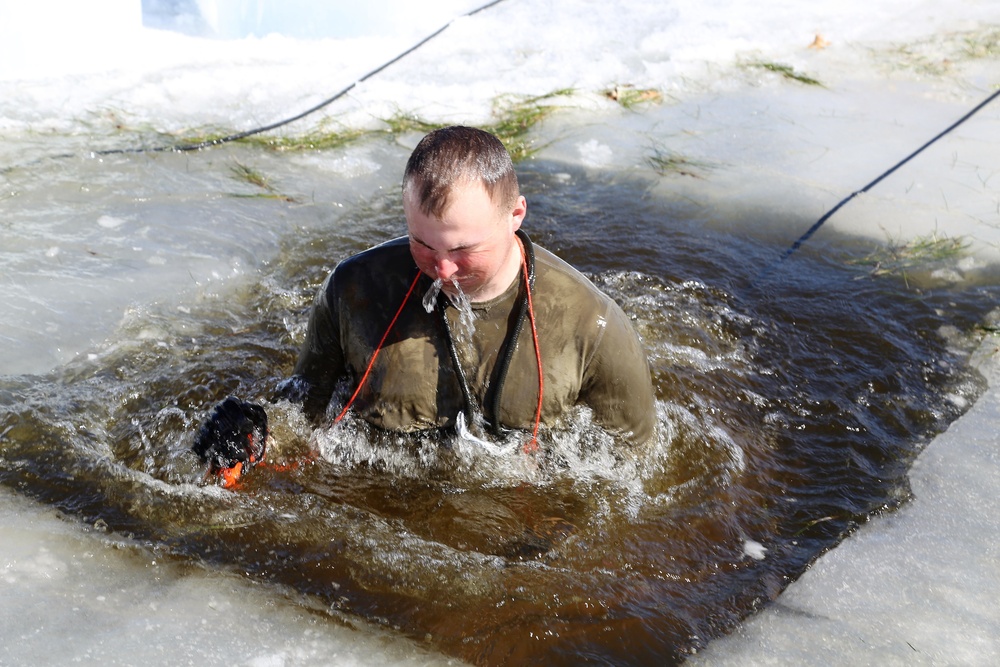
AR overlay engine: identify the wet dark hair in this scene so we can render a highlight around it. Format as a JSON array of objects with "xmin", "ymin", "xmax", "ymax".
[{"xmin": 402, "ymin": 125, "xmax": 520, "ymax": 217}]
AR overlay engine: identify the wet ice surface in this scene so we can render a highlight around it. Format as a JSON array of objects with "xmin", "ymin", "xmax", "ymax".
[
  {"xmin": 2, "ymin": 0, "xmax": 1000, "ymax": 665},
  {"xmin": 0, "ymin": 488, "xmax": 457, "ymax": 667}
]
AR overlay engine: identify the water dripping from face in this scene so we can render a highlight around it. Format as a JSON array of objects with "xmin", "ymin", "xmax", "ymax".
[
  {"xmin": 423, "ymin": 277, "xmax": 475, "ymax": 340},
  {"xmin": 421, "ymin": 277, "xmax": 444, "ymax": 313}
]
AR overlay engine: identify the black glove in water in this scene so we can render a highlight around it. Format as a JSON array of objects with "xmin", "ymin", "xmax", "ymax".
[{"xmin": 192, "ymin": 397, "xmax": 268, "ymax": 484}]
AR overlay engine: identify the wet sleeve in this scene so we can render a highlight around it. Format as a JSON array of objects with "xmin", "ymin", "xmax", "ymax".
[
  {"xmin": 286, "ymin": 274, "xmax": 346, "ymax": 421},
  {"xmin": 579, "ymin": 300, "xmax": 657, "ymax": 446}
]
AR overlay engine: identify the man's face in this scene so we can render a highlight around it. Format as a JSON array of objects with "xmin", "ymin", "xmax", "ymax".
[{"xmin": 404, "ymin": 180, "xmax": 526, "ymax": 302}]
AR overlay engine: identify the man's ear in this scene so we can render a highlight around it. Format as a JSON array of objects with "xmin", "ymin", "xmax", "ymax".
[{"xmin": 511, "ymin": 195, "xmax": 527, "ymax": 231}]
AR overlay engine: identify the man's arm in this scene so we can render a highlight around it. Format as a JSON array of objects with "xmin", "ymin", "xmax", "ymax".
[
  {"xmin": 579, "ymin": 300, "xmax": 657, "ymax": 446},
  {"xmin": 275, "ymin": 274, "xmax": 346, "ymax": 422}
]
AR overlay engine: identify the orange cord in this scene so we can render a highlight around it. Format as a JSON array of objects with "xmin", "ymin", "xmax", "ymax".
[
  {"xmin": 215, "ymin": 431, "xmax": 264, "ymax": 489},
  {"xmin": 520, "ymin": 238, "xmax": 543, "ymax": 454},
  {"xmin": 334, "ymin": 270, "xmax": 423, "ymax": 424},
  {"xmin": 218, "ymin": 461, "xmax": 244, "ymax": 488}
]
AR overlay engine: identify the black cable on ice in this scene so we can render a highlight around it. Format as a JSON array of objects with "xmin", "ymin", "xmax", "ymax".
[
  {"xmin": 89, "ymin": 0, "xmax": 511, "ymax": 158},
  {"xmin": 753, "ymin": 86, "xmax": 1000, "ymax": 286}
]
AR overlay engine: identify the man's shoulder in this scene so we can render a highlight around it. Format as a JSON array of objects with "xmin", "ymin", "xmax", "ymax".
[
  {"xmin": 336, "ymin": 237, "xmax": 411, "ymax": 272},
  {"xmin": 326, "ymin": 237, "xmax": 417, "ymax": 301},
  {"xmin": 331, "ymin": 237, "xmax": 414, "ymax": 281},
  {"xmin": 533, "ymin": 244, "xmax": 614, "ymax": 307}
]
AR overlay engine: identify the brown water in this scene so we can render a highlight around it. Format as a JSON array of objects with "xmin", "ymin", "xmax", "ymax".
[{"xmin": 1, "ymin": 147, "xmax": 998, "ymax": 665}]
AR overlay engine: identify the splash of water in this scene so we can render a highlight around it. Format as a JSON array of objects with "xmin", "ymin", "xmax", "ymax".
[
  {"xmin": 421, "ymin": 277, "xmax": 443, "ymax": 313},
  {"xmin": 445, "ymin": 284, "xmax": 475, "ymax": 340},
  {"xmin": 422, "ymin": 275, "xmax": 477, "ymax": 363},
  {"xmin": 421, "ymin": 277, "xmax": 475, "ymax": 339},
  {"xmin": 453, "ymin": 411, "xmax": 516, "ymax": 457}
]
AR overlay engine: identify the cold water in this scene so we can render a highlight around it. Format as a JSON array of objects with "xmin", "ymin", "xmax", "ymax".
[{"xmin": 2, "ymin": 134, "xmax": 998, "ymax": 665}]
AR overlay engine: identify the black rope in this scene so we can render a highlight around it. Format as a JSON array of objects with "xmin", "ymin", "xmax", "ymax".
[
  {"xmin": 754, "ymin": 86, "xmax": 1000, "ymax": 285},
  {"xmin": 487, "ymin": 229, "xmax": 535, "ymax": 435},
  {"xmin": 88, "ymin": 0, "xmax": 512, "ymax": 157}
]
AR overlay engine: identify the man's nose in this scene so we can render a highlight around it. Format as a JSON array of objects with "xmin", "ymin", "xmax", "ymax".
[{"xmin": 435, "ymin": 257, "xmax": 458, "ymax": 281}]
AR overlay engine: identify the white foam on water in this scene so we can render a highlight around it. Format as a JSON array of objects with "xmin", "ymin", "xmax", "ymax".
[{"xmin": 743, "ymin": 539, "xmax": 768, "ymax": 561}]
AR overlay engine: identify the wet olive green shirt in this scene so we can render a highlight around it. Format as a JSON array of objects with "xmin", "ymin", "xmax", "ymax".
[{"xmin": 292, "ymin": 235, "xmax": 655, "ymax": 445}]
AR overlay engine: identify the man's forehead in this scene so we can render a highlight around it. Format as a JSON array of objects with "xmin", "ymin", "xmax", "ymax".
[{"xmin": 403, "ymin": 177, "xmax": 496, "ymax": 210}]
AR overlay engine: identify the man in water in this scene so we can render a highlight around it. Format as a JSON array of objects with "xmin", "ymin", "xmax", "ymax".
[
  {"xmin": 289, "ymin": 125, "xmax": 655, "ymax": 443},
  {"xmin": 196, "ymin": 126, "xmax": 655, "ymax": 479}
]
